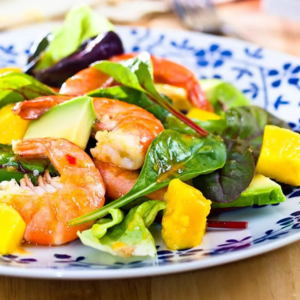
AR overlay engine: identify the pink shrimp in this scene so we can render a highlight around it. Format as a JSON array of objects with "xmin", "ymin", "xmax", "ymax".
[
  {"xmin": 94, "ymin": 160, "xmax": 166, "ymax": 201},
  {"xmin": 60, "ymin": 67, "xmax": 114, "ymax": 96},
  {"xmin": 91, "ymin": 98, "xmax": 163, "ymax": 170},
  {"xmin": 0, "ymin": 138, "xmax": 105, "ymax": 245},
  {"xmin": 57, "ymin": 53, "xmax": 212, "ymax": 111}
]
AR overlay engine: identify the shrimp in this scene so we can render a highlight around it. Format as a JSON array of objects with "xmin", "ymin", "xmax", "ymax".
[
  {"xmin": 0, "ymin": 138, "xmax": 105, "ymax": 245},
  {"xmin": 94, "ymin": 160, "xmax": 166, "ymax": 201},
  {"xmin": 13, "ymin": 97, "xmax": 164, "ymax": 170},
  {"xmin": 58, "ymin": 53, "xmax": 212, "ymax": 111},
  {"xmin": 13, "ymin": 95, "xmax": 73, "ymax": 120},
  {"xmin": 110, "ymin": 53, "xmax": 213, "ymax": 111},
  {"xmin": 91, "ymin": 98, "xmax": 164, "ymax": 170},
  {"xmin": 60, "ymin": 67, "xmax": 114, "ymax": 96}
]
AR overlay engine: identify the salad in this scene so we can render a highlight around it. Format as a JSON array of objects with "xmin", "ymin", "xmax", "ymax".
[{"xmin": 0, "ymin": 5, "xmax": 297, "ymax": 259}]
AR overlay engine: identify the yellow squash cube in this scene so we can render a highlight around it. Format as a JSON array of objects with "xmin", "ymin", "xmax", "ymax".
[
  {"xmin": 162, "ymin": 179, "xmax": 211, "ymax": 250},
  {"xmin": 256, "ymin": 125, "xmax": 300, "ymax": 186},
  {"xmin": 0, "ymin": 204, "xmax": 26, "ymax": 255},
  {"xmin": 187, "ymin": 107, "xmax": 221, "ymax": 121},
  {"xmin": 0, "ymin": 104, "xmax": 30, "ymax": 144}
]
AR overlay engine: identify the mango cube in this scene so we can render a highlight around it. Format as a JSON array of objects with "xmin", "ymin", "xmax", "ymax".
[
  {"xmin": 0, "ymin": 104, "xmax": 30, "ymax": 144},
  {"xmin": 256, "ymin": 125, "xmax": 300, "ymax": 186},
  {"xmin": 0, "ymin": 204, "xmax": 26, "ymax": 255},
  {"xmin": 162, "ymin": 179, "xmax": 211, "ymax": 250},
  {"xmin": 187, "ymin": 107, "xmax": 221, "ymax": 121}
]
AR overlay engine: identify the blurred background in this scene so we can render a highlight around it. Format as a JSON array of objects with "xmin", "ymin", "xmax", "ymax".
[{"xmin": 0, "ymin": 0, "xmax": 299, "ymax": 56}]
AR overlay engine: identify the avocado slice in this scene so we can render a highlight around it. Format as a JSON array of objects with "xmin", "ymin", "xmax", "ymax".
[
  {"xmin": 199, "ymin": 79, "xmax": 250, "ymax": 113},
  {"xmin": 211, "ymin": 174, "xmax": 285, "ymax": 209},
  {"xmin": 24, "ymin": 96, "xmax": 96, "ymax": 149}
]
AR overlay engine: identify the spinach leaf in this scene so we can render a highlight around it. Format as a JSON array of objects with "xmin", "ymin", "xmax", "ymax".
[
  {"xmin": 193, "ymin": 139, "xmax": 255, "ymax": 203},
  {"xmin": 70, "ymin": 129, "xmax": 226, "ymax": 226},
  {"xmin": 0, "ymin": 72, "xmax": 55, "ymax": 109},
  {"xmin": 78, "ymin": 200, "xmax": 166, "ymax": 258},
  {"xmin": 36, "ymin": 5, "xmax": 115, "ymax": 71},
  {"xmin": 92, "ymin": 52, "xmax": 208, "ymax": 136}
]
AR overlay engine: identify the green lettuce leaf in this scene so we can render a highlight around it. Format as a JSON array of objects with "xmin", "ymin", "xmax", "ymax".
[
  {"xmin": 36, "ymin": 5, "xmax": 115, "ymax": 70},
  {"xmin": 70, "ymin": 129, "xmax": 226, "ymax": 226},
  {"xmin": 0, "ymin": 72, "xmax": 55, "ymax": 109},
  {"xmin": 199, "ymin": 79, "xmax": 250, "ymax": 114},
  {"xmin": 78, "ymin": 200, "xmax": 166, "ymax": 258}
]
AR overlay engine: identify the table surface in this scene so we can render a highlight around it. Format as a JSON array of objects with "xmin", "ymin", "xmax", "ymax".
[{"xmin": 1, "ymin": 1, "xmax": 300, "ymax": 299}]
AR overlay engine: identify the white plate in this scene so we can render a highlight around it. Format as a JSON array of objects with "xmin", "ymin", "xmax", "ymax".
[{"xmin": 0, "ymin": 24, "xmax": 300, "ymax": 279}]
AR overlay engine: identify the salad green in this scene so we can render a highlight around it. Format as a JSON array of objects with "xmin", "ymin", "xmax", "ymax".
[
  {"xmin": 36, "ymin": 4, "xmax": 115, "ymax": 71},
  {"xmin": 78, "ymin": 200, "xmax": 166, "ymax": 257},
  {"xmin": 70, "ymin": 129, "xmax": 226, "ymax": 226},
  {"xmin": 0, "ymin": 72, "xmax": 55, "ymax": 109}
]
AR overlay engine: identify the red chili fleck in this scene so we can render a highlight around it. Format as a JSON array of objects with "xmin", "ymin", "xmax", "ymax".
[
  {"xmin": 66, "ymin": 154, "xmax": 76, "ymax": 165},
  {"xmin": 207, "ymin": 220, "xmax": 248, "ymax": 229}
]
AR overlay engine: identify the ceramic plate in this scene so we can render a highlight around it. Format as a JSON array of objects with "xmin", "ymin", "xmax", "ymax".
[{"xmin": 0, "ymin": 24, "xmax": 300, "ymax": 279}]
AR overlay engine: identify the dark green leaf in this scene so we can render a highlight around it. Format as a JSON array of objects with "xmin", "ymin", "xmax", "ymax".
[
  {"xmin": 211, "ymin": 174, "xmax": 285, "ymax": 209},
  {"xmin": 70, "ymin": 129, "xmax": 226, "ymax": 225},
  {"xmin": 193, "ymin": 139, "xmax": 255, "ymax": 203}
]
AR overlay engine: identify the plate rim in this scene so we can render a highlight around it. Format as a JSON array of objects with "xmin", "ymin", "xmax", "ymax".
[
  {"xmin": 0, "ymin": 25, "xmax": 300, "ymax": 279},
  {"xmin": 0, "ymin": 232, "xmax": 299, "ymax": 279}
]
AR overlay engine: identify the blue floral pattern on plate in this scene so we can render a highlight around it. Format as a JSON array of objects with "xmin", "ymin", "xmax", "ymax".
[{"xmin": 0, "ymin": 25, "xmax": 300, "ymax": 278}]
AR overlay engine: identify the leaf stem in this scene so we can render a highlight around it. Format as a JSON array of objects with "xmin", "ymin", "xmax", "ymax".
[{"xmin": 207, "ymin": 220, "xmax": 248, "ymax": 229}]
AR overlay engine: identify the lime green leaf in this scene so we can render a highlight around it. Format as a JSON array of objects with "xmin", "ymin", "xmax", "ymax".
[{"xmin": 78, "ymin": 200, "xmax": 166, "ymax": 258}]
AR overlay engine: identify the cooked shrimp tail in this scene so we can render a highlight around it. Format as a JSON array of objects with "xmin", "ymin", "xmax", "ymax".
[{"xmin": 0, "ymin": 138, "xmax": 105, "ymax": 245}]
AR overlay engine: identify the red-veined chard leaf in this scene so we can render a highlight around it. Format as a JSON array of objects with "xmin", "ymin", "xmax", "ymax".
[
  {"xmin": 0, "ymin": 72, "xmax": 55, "ymax": 109},
  {"xmin": 219, "ymin": 106, "xmax": 290, "ymax": 160},
  {"xmin": 69, "ymin": 129, "xmax": 226, "ymax": 226},
  {"xmin": 193, "ymin": 139, "xmax": 255, "ymax": 203},
  {"xmin": 91, "ymin": 52, "xmax": 208, "ymax": 136}
]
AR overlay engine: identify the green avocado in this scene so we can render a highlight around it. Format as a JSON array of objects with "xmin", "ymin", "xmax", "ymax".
[
  {"xmin": 211, "ymin": 174, "xmax": 286, "ymax": 209},
  {"xmin": 199, "ymin": 79, "xmax": 250, "ymax": 113},
  {"xmin": 24, "ymin": 96, "xmax": 96, "ymax": 149}
]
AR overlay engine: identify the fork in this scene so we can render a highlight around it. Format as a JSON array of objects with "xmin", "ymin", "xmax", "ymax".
[{"xmin": 172, "ymin": 0, "xmax": 244, "ymax": 39}]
